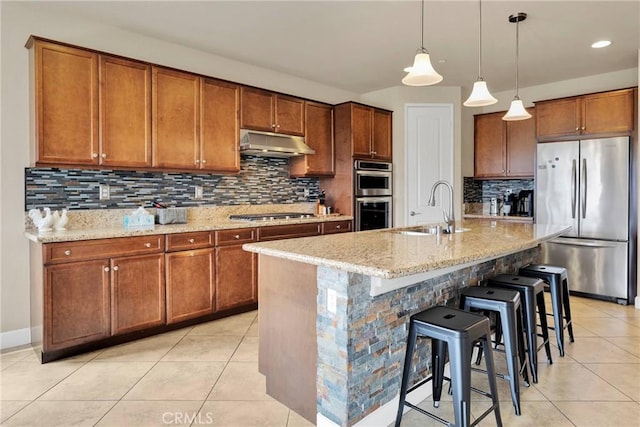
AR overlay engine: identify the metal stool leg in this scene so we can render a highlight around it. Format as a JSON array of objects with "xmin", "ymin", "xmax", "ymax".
[
  {"xmin": 562, "ymin": 278, "xmax": 575, "ymax": 342},
  {"xmin": 395, "ymin": 321, "xmax": 417, "ymax": 427},
  {"xmin": 431, "ymin": 339, "xmax": 447, "ymax": 408},
  {"xmin": 547, "ymin": 279, "xmax": 565, "ymax": 356},
  {"xmin": 536, "ymin": 290, "xmax": 553, "ymax": 364}
]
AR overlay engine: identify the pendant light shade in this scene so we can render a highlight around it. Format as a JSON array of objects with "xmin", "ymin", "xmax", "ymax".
[
  {"xmin": 503, "ymin": 12, "xmax": 532, "ymax": 121},
  {"xmin": 402, "ymin": 0, "xmax": 442, "ymax": 86},
  {"xmin": 464, "ymin": 0, "xmax": 497, "ymax": 107}
]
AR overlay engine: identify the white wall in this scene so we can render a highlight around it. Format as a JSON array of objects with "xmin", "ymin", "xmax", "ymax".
[
  {"xmin": 360, "ymin": 86, "xmax": 462, "ymax": 227},
  {"xmin": 0, "ymin": 1, "xmax": 359, "ymax": 345},
  {"xmin": 461, "ymin": 68, "xmax": 639, "ymax": 177}
]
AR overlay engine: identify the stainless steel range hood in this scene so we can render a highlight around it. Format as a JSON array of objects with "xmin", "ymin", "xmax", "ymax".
[{"xmin": 239, "ymin": 130, "xmax": 315, "ymax": 158}]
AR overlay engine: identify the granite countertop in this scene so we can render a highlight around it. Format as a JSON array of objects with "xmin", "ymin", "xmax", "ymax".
[
  {"xmin": 243, "ymin": 219, "xmax": 571, "ymax": 280},
  {"xmin": 463, "ymin": 214, "xmax": 534, "ymax": 222},
  {"xmin": 24, "ymin": 204, "xmax": 352, "ymax": 243}
]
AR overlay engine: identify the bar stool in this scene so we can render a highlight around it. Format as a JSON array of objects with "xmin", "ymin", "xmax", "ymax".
[
  {"xmin": 519, "ymin": 264, "xmax": 575, "ymax": 356},
  {"xmin": 488, "ymin": 275, "xmax": 553, "ymax": 384},
  {"xmin": 459, "ymin": 286, "xmax": 530, "ymax": 415},
  {"xmin": 395, "ymin": 306, "xmax": 502, "ymax": 427}
]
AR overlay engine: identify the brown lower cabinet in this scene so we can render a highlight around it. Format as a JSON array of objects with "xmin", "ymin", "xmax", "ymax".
[{"xmin": 31, "ymin": 220, "xmax": 352, "ymax": 362}]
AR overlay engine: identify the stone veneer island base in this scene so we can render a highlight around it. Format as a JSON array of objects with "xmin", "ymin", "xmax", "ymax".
[{"xmin": 245, "ymin": 220, "xmax": 570, "ymax": 426}]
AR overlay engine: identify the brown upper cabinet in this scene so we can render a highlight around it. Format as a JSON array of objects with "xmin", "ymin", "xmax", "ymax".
[
  {"xmin": 30, "ymin": 39, "xmax": 100, "ymax": 166},
  {"xmin": 152, "ymin": 67, "xmax": 240, "ymax": 172},
  {"xmin": 240, "ymin": 87, "xmax": 305, "ymax": 136},
  {"xmin": 535, "ymin": 88, "xmax": 635, "ymax": 141},
  {"xmin": 290, "ymin": 101, "xmax": 334, "ymax": 177},
  {"xmin": 336, "ymin": 103, "xmax": 392, "ymax": 161},
  {"xmin": 100, "ymin": 55, "xmax": 152, "ymax": 167},
  {"xmin": 474, "ymin": 108, "xmax": 536, "ymax": 179}
]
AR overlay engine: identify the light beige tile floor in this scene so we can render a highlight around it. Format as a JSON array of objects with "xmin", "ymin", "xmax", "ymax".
[{"xmin": 0, "ymin": 296, "xmax": 638, "ymax": 426}]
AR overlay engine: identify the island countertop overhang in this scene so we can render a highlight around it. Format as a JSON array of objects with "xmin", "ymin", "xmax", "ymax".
[{"xmin": 243, "ymin": 219, "xmax": 571, "ymax": 281}]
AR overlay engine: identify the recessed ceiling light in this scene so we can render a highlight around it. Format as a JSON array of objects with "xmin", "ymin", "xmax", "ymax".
[{"xmin": 591, "ymin": 40, "xmax": 612, "ymax": 48}]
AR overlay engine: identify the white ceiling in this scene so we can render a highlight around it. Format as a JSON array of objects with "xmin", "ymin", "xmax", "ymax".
[{"xmin": 34, "ymin": 0, "xmax": 640, "ymax": 95}]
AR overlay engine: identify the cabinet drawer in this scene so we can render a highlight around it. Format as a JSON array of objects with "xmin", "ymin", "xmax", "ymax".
[
  {"xmin": 45, "ymin": 235, "xmax": 164, "ymax": 264},
  {"xmin": 259, "ymin": 223, "xmax": 321, "ymax": 241},
  {"xmin": 322, "ymin": 220, "xmax": 352, "ymax": 234},
  {"xmin": 166, "ymin": 231, "xmax": 214, "ymax": 252},
  {"xmin": 216, "ymin": 228, "xmax": 257, "ymax": 246}
]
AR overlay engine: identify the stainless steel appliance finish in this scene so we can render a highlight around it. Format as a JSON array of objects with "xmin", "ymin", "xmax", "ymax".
[
  {"xmin": 229, "ymin": 212, "xmax": 314, "ymax": 222},
  {"xmin": 536, "ymin": 136, "xmax": 632, "ymax": 303},
  {"xmin": 354, "ymin": 160, "xmax": 393, "ymax": 231},
  {"xmin": 355, "ymin": 197, "xmax": 392, "ymax": 231},
  {"xmin": 239, "ymin": 130, "xmax": 315, "ymax": 158},
  {"xmin": 354, "ymin": 160, "xmax": 393, "ymax": 197}
]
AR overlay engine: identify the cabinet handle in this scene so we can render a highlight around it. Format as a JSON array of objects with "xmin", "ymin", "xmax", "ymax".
[
  {"xmin": 144, "ymin": 242, "xmax": 152, "ymax": 248},
  {"xmin": 101, "ymin": 153, "xmax": 107, "ymax": 159},
  {"xmin": 92, "ymin": 153, "xmax": 98, "ymax": 159},
  {"xmin": 113, "ymin": 266, "xmax": 119, "ymax": 271},
  {"xmin": 104, "ymin": 267, "xmax": 110, "ymax": 272},
  {"xmin": 201, "ymin": 160, "xmax": 206, "ymax": 164},
  {"xmin": 576, "ymin": 127, "xmax": 580, "ymax": 131},
  {"xmin": 272, "ymin": 124, "xmax": 276, "ymax": 128},
  {"xmin": 195, "ymin": 159, "xmax": 200, "ymax": 164},
  {"xmin": 336, "ymin": 225, "xmax": 341, "ymax": 229},
  {"xmin": 188, "ymin": 238, "xmax": 195, "ymax": 243},
  {"xmin": 64, "ymin": 250, "xmax": 71, "ymax": 256},
  {"xmin": 234, "ymin": 234, "xmax": 240, "ymax": 239},
  {"xmin": 581, "ymin": 126, "xmax": 586, "ymax": 131}
]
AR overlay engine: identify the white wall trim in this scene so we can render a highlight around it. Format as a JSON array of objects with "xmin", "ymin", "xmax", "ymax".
[{"xmin": 0, "ymin": 327, "xmax": 31, "ymax": 350}]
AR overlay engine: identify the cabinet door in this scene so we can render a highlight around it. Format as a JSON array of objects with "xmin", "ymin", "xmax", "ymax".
[
  {"xmin": 152, "ymin": 67, "xmax": 200, "ymax": 169},
  {"xmin": 352, "ymin": 104, "xmax": 373, "ymax": 157},
  {"xmin": 506, "ymin": 108, "xmax": 536, "ymax": 177},
  {"xmin": 582, "ymin": 89, "xmax": 634, "ymax": 135},
  {"xmin": 240, "ymin": 87, "xmax": 274, "ymax": 132},
  {"xmin": 535, "ymin": 97, "xmax": 581, "ymax": 141},
  {"xmin": 474, "ymin": 112, "xmax": 505, "ymax": 178},
  {"xmin": 34, "ymin": 41, "xmax": 99, "ymax": 165},
  {"xmin": 372, "ymin": 109, "xmax": 392, "ymax": 160},
  {"xmin": 111, "ymin": 254, "xmax": 165, "ymax": 335},
  {"xmin": 275, "ymin": 95, "xmax": 305, "ymax": 136},
  {"xmin": 201, "ymin": 78, "xmax": 240, "ymax": 172},
  {"xmin": 166, "ymin": 249, "xmax": 215, "ymax": 324},
  {"xmin": 291, "ymin": 102, "xmax": 334, "ymax": 176},
  {"xmin": 216, "ymin": 245, "xmax": 257, "ymax": 311},
  {"xmin": 100, "ymin": 56, "xmax": 151, "ymax": 167},
  {"xmin": 44, "ymin": 260, "xmax": 110, "ymax": 351}
]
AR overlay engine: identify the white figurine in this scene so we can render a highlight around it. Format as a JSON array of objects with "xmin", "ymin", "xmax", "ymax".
[
  {"xmin": 28, "ymin": 207, "xmax": 54, "ymax": 232},
  {"xmin": 54, "ymin": 209, "xmax": 68, "ymax": 230}
]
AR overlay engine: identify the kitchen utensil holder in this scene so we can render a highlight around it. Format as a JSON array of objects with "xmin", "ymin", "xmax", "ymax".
[{"xmin": 156, "ymin": 207, "xmax": 187, "ymax": 224}]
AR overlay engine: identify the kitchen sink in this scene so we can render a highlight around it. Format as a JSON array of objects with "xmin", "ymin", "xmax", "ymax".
[{"xmin": 390, "ymin": 226, "xmax": 471, "ymax": 236}]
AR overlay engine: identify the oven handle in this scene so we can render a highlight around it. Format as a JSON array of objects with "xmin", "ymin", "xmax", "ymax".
[
  {"xmin": 356, "ymin": 197, "xmax": 393, "ymax": 203},
  {"xmin": 355, "ymin": 170, "xmax": 392, "ymax": 177}
]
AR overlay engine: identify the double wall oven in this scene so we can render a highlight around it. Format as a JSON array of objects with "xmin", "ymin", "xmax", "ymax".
[{"xmin": 354, "ymin": 160, "xmax": 393, "ymax": 231}]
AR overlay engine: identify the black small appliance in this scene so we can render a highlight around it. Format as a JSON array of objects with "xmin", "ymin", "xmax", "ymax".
[{"xmin": 517, "ymin": 190, "xmax": 534, "ymax": 216}]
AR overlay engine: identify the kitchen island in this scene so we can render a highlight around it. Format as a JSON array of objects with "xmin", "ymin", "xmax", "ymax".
[{"xmin": 243, "ymin": 219, "xmax": 570, "ymax": 427}]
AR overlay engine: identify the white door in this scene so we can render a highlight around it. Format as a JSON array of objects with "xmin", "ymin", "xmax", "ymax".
[{"xmin": 406, "ymin": 104, "xmax": 453, "ymax": 226}]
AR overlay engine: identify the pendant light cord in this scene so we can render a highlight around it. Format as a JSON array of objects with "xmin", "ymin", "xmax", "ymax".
[
  {"xmin": 420, "ymin": 0, "xmax": 425, "ymax": 49},
  {"xmin": 477, "ymin": 0, "xmax": 483, "ymax": 78},
  {"xmin": 515, "ymin": 15, "xmax": 520, "ymax": 98}
]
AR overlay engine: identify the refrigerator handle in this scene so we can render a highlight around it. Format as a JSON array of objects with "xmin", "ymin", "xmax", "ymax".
[
  {"xmin": 571, "ymin": 159, "xmax": 577, "ymax": 219},
  {"xmin": 581, "ymin": 158, "xmax": 587, "ymax": 219}
]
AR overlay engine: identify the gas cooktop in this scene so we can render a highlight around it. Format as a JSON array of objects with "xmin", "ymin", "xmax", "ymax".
[{"xmin": 229, "ymin": 212, "xmax": 315, "ymax": 222}]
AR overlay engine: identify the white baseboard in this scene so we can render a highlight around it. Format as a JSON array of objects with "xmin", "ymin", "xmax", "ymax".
[
  {"xmin": 0, "ymin": 328, "xmax": 31, "ymax": 350},
  {"xmin": 635, "ymin": 295, "xmax": 640, "ymax": 310}
]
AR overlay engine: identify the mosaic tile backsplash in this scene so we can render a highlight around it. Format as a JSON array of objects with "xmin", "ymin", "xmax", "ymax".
[
  {"xmin": 25, "ymin": 156, "xmax": 320, "ymax": 211},
  {"xmin": 463, "ymin": 177, "xmax": 534, "ymax": 203}
]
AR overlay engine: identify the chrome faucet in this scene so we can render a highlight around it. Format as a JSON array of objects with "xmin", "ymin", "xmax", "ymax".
[{"xmin": 428, "ymin": 180, "xmax": 455, "ymax": 234}]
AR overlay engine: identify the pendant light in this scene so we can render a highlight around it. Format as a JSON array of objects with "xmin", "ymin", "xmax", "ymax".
[
  {"xmin": 402, "ymin": 0, "xmax": 443, "ymax": 86},
  {"xmin": 464, "ymin": 0, "xmax": 497, "ymax": 107},
  {"xmin": 503, "ymin": 12, "xmax": 532, "ymax": 121}
]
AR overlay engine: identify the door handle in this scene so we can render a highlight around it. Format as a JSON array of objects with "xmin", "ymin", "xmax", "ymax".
[
  {"xmin": 571, "ymin": 159, "xmax": 577, "ymax": 219},
  {"xmin": 410, "ymin": 211, "xmax": 421, "ymax": 216},
  {"xmin": 549, "ymin": 239, "xmax": 618, "ymax": 249},
  {"xmin": 581, "ymin": 158, "xmax": 587, "ymax": 219}
]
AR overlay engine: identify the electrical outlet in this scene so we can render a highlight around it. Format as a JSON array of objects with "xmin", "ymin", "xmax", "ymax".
[
  {"xmin": 327, "ymin": 289, "xmax": 337, "ymax": 314},
  {"xmin": 99, "ymin": 184, "xmax": 110, "ymax": 200},
  {"xmin": 303, "ymin": 188, "xmax": 310, "ymax": 198},
  {"xmin": 194, "ymin": 185, "xmax": 203, "ymax": 200}
]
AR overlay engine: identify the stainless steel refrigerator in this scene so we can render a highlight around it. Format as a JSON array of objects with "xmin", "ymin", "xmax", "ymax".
[{"xmin": 536, "ymin": 136, "xmax": 633, "ymax": 304}]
